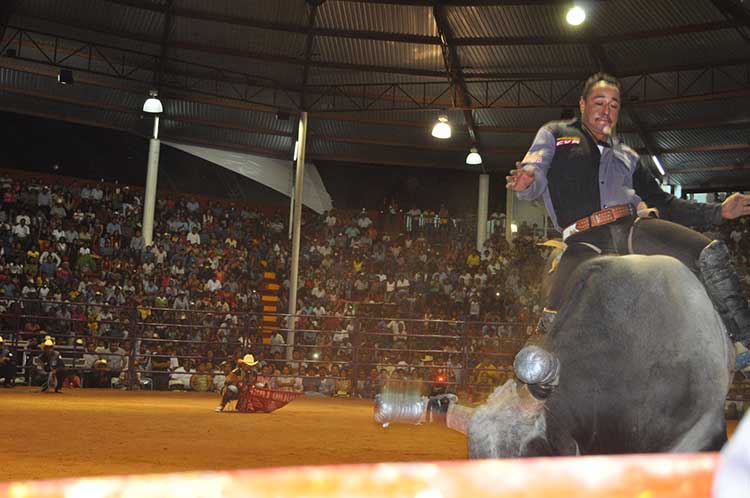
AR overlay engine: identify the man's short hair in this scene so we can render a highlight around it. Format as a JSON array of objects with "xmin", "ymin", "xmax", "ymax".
[{"xmin": 581, "ymin": 72, "xmax": 621, "ymax": 99}]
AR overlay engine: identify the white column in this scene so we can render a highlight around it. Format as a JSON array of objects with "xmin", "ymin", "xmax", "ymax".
[
  {"xmin": 287, "ymin": 112, "xmax": 308, "ymax": 360},
  {"xmin": 505, "ymin": 186, "xmax": 514, "ymax": 245},
  {"xmin": 142, "ymin": 116, "xmax": 160, "ymax": 247},
  {"xmin": 476, "ymin": 173, "xmax": 489, "ymax": 251}
]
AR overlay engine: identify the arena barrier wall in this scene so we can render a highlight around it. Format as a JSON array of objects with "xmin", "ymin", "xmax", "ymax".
[{"xmin": 0, "ymin": 453, "xmax": 719, "ymax": 498}]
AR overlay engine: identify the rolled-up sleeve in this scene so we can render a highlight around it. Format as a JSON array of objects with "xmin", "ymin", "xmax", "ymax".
[{"xmin": 517, "ymin": 127, "xmax": 556, "ymax": 201}]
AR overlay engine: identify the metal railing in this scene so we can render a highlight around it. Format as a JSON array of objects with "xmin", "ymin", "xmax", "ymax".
[
  {"xmin": 3, "ymin": 298, "xmax": 747, "ymax": 405},
  {"xmin": 0, "ymin": 298, "xmax": 528, "ymax": 398}
]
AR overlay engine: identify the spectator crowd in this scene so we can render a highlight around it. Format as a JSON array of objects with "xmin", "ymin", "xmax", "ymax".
[{"xmin": 0, "ymin": 170, "xmax": 747, "ymax": 401}]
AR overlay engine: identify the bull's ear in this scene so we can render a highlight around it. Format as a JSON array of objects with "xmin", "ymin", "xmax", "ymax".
[{"xmin": 521, "ymin": 436, "xmax": 554, "ymax": 457}]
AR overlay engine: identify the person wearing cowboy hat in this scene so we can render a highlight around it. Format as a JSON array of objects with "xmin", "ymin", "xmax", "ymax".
[
  {"xmin": 214, "ymin": 353, "xmax": 258, "ymax": 412},
  {"xmin": 33, "ymin": 338, "xmax": 66, "ymax": 392},
  {"xmin": 0, "ymin": 336, "xmax": 15, "ymax": 387}
]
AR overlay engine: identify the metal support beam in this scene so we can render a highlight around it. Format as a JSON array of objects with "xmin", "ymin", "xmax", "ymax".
[
  {"xmin": 710, "ymin": 0, "xmax": 750, "ymax": 43},
  {"xmin": 505, "ymin": 185, "xmax": 514, "ymax": 245},
  {"xmin": 156, "ymin": 0, "xmax": 175, "ymax": 91},
  {"xmin": 335, "ymin": 0, "xmax": 611, "ymax": 5},
  {"xmin": 287, "ymin": 112, "xmax": 309, "ymax": 360},
  {"xmin": 0, "ymin": 0, "xmax": 19, "ymax": 45},
  {"xmin": 5, "ymin": 25, "xmax": 749, "ymax": 113},
  {"xmin": 300, "ymin": 1, "xmax": 321, "ymax": 110},
  {"xmin": 477, "ymin": 174, "xmax": 490, "ymax": 251},
  {"xmin": 433, "ymin": 4, "xmax": 482, "ymax": 166},
  {"xmin": 142, "ymin": 118, "xmax": 161, "ymax": 247},
  {"xmin": 454, "ymin": 19, "xmax": 744, "ymax": 46},
  {"xmin": 105, "ymin": 0, "xmax": 440, "ymax": 45},
  {"xmin": 670, "ymin": 163, "xmax": 750, "ymax": 175}
]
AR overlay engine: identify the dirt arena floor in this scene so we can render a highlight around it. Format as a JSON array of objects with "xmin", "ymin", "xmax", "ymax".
[
  {"xmin": 0, "ymin": 388, "xmax": 739, "ymax": 483},
  {"xmin": 0, "ymin": 388, "xmax": 466, "ymax": 482}
]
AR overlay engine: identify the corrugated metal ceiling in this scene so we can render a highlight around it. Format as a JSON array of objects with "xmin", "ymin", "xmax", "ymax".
[{"xmin": 1, "ymin": 0, "xmax": 748, "ymax": 187}]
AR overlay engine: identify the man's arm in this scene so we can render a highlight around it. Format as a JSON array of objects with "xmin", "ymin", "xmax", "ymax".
[
  {"xmin": 633, "ymin": 163, "xmax": 724, "ymax": 228},
  {"xmin": 506, "ymin": 127, "xmax": 556, "ymax": 200}
]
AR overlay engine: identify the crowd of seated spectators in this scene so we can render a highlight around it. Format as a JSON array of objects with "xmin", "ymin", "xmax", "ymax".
[{"xmin": 0, "ymin": 169, "xmax": 746, "ymax": 401}]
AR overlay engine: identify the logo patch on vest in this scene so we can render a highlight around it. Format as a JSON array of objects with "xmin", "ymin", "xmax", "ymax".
[{"xmin": 556, "ymin": 136, "xmax": 581, "ymax": 147}]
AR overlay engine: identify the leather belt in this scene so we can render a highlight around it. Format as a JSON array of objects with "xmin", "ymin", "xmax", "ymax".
[{"xmin": 562, "ymin": 204, "xmax": 634, "ymax": 241}]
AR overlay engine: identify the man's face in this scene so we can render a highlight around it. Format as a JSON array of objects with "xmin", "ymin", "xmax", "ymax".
[{"xmin": 579, "ymin": 82, "xmax": 620, "ymax": 140}]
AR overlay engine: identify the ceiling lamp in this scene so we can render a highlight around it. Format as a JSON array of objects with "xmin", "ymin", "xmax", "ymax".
[
  {"xmin": 57, "ymin": 69, "xmax": 74, "ymax": 85},
  {"xmin": 465, "ymin": 147, "xmax": 482, "ymax": 165},
  {"xmin": 431, "ymin": 115, "xmax": 451, "ymax": 139},
  {"xmin": 142, "ymin": 89, "xmax": 163, "ymax": 114},
  {"xmin": 566, "ymin": 5, "xmax": 586, "ymax": 26}
]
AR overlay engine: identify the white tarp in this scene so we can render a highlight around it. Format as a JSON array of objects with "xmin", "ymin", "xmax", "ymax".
[{"xmin": 163, "ymin": 141, "xmax": 333, "ymax": 214}]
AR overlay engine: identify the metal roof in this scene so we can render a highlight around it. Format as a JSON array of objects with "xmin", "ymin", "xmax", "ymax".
[{"xmin": 1, "ymin": 0, "xmax": 749, "ymax": 189}]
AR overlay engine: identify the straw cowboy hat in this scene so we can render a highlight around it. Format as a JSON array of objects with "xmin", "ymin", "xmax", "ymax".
[
  {"xmin": 422, "ymin": 355, "xmax": 434, "ymax": 363},
  {"xmin": 0, "ymin": 336, "xmax": 4, "ymax": 343},
  {"xmin": 238, "ymin": 354, "xmax": 259, "ymax": 366},
  {"xmin": 42, "ymin": 339, "xmax": 55, "ymax": 348}
]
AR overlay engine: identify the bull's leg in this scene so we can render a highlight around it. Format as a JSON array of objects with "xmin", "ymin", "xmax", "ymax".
[
  {"xmin": 537, "ymin": 242, "xmax": 602, "ymax": 335},
  {"xmin": 631, "ymin": 219, "xmax": 750, "ymax": 365},
  {"xmin": 699, "ymin": 241, "xmax": 750, "ymax": 352},
  {"xmin": 669, "ymin": 409, "xmax": 727, "ymax": 452}
]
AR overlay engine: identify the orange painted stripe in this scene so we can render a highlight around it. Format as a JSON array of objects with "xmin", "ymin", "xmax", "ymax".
[
  {"xmin": 262, "ymin": 305, "xmax": 277, "ymax": 313},
  {"xmin": 261, "ymin": 295, "xmax": 279, "ymax": 302},
  {"xmin": 265, "ymin": 283, "xmax": 281, "ymax": 291},
  {"xmin": 263, "ymin": 272, "xmax": 276, "ymax": 280}
]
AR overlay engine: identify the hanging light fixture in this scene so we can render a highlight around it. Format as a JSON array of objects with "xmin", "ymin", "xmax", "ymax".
[
  {"xmin": 142, "ymin": 89, "xmax": 163, "ymax": 114},
  {"xmin": 465, "ymin": 147, "xmax": 482, "ymax": 165},
  {"xmin": 566, "ymin": 5, "xmax": 586, "ymax": 26},
  {"xmin": 431, "ymin": 115, "xmax": 451, "ymax": 139},
  {"xmin": 57, "ymin": 68, "xmax": 74, "ymax": 85}
]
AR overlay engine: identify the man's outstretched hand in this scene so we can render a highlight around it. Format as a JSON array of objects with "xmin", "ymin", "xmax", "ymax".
[
  {"xmin": 506, "ymin": 162, "xmax": 535, "ymax": 192},
  {"xmin": 721, "ymin": 193, "xmax": 750, "ymax": 220}
]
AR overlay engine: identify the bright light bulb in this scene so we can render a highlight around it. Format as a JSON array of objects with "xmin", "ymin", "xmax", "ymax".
[
  {"xmin": 431, "ymin": 115, "xmax": 451, "ymax": 139},
  {"xmin": 566, "ymin": 5, "xmax": 586, "ymax": 26},
  {"xmin": 465, "ymin": 148, "xmax": 482, "ymax": 165}
]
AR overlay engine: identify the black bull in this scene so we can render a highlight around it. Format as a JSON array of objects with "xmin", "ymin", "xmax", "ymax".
[{"xmin": 378, "ymin": 254, "xmax": 735, "ymax": 457}]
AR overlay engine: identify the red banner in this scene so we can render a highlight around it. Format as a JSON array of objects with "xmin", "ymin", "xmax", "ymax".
[{"xmin": 236, "ymin": 385, "xmax": 303, "ymax": 413}]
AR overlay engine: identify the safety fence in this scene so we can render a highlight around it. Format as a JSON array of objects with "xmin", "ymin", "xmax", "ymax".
[
  {"xmin": 0, "ymin": 298, "xmax": 528, "ymax": 399},
  {"xmin": 2, "ymin": 298, "xmax": 748, "ymax": 408}
]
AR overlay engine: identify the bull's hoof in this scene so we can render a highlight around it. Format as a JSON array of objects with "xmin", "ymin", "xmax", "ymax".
[
  {"xmin": 514, "ymin": 345, "xmax": 560, "ymax": 386},
  {"xmin": 427, "ymin": 394, "xmax": 457, "ymax": 423}
]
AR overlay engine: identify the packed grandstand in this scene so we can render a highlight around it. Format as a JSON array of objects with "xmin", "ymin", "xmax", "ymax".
[{"xmin": 0, "ymin": 168, "xmax": 747, "ymax": 410}]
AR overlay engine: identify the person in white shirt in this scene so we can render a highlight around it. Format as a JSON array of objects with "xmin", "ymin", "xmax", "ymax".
[
  {"xmin": 187, "ymin": 227, "xmax": 201, "ymax": 245},
  {"xmin": 325, "ymin": 212, "xmax": 337, "ymax": 228},
  {"xmin": 15, "ymin": 213, "xmax": 31, "ymax": 226},
  {"xmin": 387, "ymin": 319, "xmax": 407, "ymax": 348},
  {"xmin": 357, "ymin": 213, "xmax": 373, "ymax": 229},
  {"xmin": 51, "ymin": 226, "xmax": 66, "ymax": 241},
  {"xmin": 269, "ymin": 330, "xmax": 286, "ymax": 356},
  {"xmin": 205, "ymin": 278, "xmax": 222, "ymax": 292},
  {"xmin": 169, "ymin": 361, "xmax": 194, "ymax": 390},
  {"xmin": 90, "ymin": 186, "xmax": 104, "ymax": 201},
  {"xmin": 12, "ymin": 219, "xmax": 30, "ymax": 239}
]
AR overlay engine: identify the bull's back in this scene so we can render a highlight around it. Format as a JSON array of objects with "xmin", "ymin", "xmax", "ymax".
[{"xmin": 545, "ymin": 254, "xmax": 731, "ymax": 453}]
